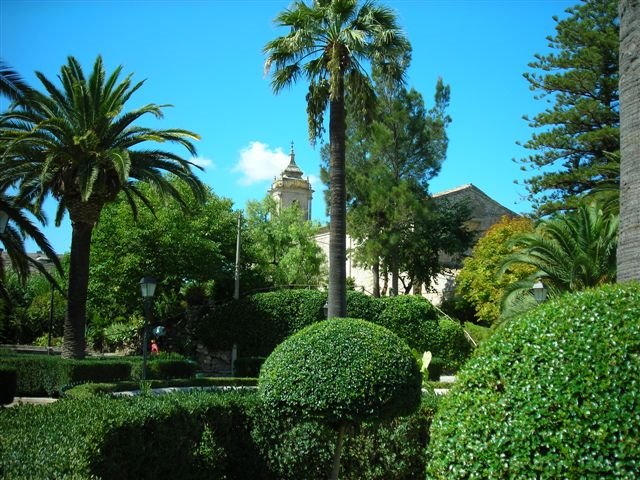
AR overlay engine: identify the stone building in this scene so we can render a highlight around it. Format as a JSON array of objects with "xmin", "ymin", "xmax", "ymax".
[
  {"xmin": 268, "ymin": 142, "xmax": 314, "ymax": 221},
  {"xmin": 314, "ymin": 183, "xmax": 518, "ymax": 305}
]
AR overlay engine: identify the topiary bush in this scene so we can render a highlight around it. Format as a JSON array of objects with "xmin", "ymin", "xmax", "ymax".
[
  {"xmin": 259, "ymin": 318, "xmax": 422, "ymax": 479},
  {"xmin": 432, "ymin": 317, "xmax": 472, "ymax": 370},
  {"xmin": 377, "ymin": 295, "xmax": 439, "ymax": 353},
  {"xmin": 346, "ymin": 290, "xmax": 381, "ymax": 322},
  {"xmin": 0, "ymin": 365, "xmax": 17, "ymax": 405},
  {"xmin": 252, "ymin": 393, "xmax": 439, "ymax": 480},
  {"xmin": 426, "ymin": 282, "xmax": 640, "ymax": 479},
  {"xmin": 130, "ymin": 358, "xmax": 198, "ymax": 380}
]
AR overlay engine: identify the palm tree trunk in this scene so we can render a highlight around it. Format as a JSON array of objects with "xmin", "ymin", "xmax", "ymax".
[
  {"xmin": 618, "ymin": 0, "xmax": 640, "ymax": 282},
  {"xmin": 63, "ymin": 221, "xmax": 93, "ymax": 359},
  {"xmin": 328, "ymin": 73, "xmax": 347, "ymax": 318}
]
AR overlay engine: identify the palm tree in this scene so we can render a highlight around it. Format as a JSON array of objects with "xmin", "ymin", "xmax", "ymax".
[
  {"xmin": 0, "ymin": 60, "xmax": 30, "ymax": 101},
  {"xmin": 0, "ymin": 56, "xmax": 205, "ymax": 358},
  {"xmin": 498, "ymin": 202, "xmax": 618, "ymax": 318},
  {"xmin": 264, "ymin": 0, "xmax": 409, "ymax": 319},
  {"xmin": 0, "ymin": 60, "xmax": 62, "ymax": 302},
  {"xmin": 617, "ymin": 0, "xmax": 640, "ymax": 282}
]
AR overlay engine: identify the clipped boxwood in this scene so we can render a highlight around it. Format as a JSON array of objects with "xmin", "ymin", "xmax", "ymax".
[
  {"xmin": 377, "ymin": 295, "xmax": 439, "ymax": 353},
  {"xmin": 426, "ymin": 283, "xmax": 640, "ymax": 479},
  {"xmin": 130, "ymin": 358, "xmax": 198, "ymax": 380},
  {"xmin": 0, "ymin": 391, "xmax": 272, "ymax": 479},
  {"xmin": 252, "ymin": 393, "xmax": 439, "ymax": 480},
  {"xmin": 260, "ymin": 318, "xmax": 422, "ymax": 479},
  {"xmin": 260, "ymin": 318, "xmax": 422, "ymax": 424},
  {"xmin": 432, "ymin": 317, "xmax": 472, "ymax": 370},
  {"xmin": 0, "ymin": 356, "xmax": 131, "ymax": 396},
  {"xmin": 0, "ymin": 365, "xmax": 17, "ymax": 405}
]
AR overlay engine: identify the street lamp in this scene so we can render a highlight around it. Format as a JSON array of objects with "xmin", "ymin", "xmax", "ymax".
[
  {"xmin": 139, "ymin": 276, "xmax": 157, "ymax": 381},
  {"xmin": 323, "ymin": 301, "xmax": 329, "ymax": 319},
  {"xmin": 0, "ymin": 210, "xmax": 8, "ymax": 235},
  {"xmin": 532, "ymin": 279, "xmax": 547, "ymax": 303}
]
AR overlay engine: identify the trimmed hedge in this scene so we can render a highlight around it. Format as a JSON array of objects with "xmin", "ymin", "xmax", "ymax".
[
  {"xmin": 426, "ymin": 283, "xmax": 640, "ymax": 479},
  {"xmin": 259, "ymin": 318, "xmax": 422, "ymax": 424},
  {"xmin": 0, "ymin": 391, "xmax": 270, "ymax": 479},
  {"xmin": 198, "ymin": 290, "xmax": 471, "ymax": 370},
  {"xmin": 130, "ymin": 358, "xmax": 198, "ymax": 380},
  {"xmin": 1, "ymin": 390, "xmax": 439, "ymax": 479},
  {"xmin": 0, "ymin": 365, "xmax": 17, "ymax": 405},
  {"xmin": 0, "ymin": 356, "xmax": 131, "ymax": 396}
]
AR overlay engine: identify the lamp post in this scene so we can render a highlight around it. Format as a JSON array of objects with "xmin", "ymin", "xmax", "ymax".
[
  {"xmin": 139, "ymin": 276, "xmax": 157, "ymax": 381},
  {"xmin": 532, "ymin": 279, "xmax": 547, "ymax": 304},
  {"xmin": 36, "ymin": 255, "xmax": 55, "ymax": 354},
  {"xmin": 323, "ymin": 301, "xmax": 329, "ymax": 319}
]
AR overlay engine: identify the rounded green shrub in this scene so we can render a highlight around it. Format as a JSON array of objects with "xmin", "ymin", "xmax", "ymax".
[
  {"xmin": 259, "ymin": 318, "xmax": 422, "ymax": 425},
  {"xmin": 377, "ymin": 295, "xmax": 439, "ymax": 352},
  {"xmin": 346, "ymin": 290, "xmax": 381, "ymax": 322},
  {"xmin": 433, "ymin": 317, "xmax": 472, "ymax": 370},
  {"xmin": 426, "ymin": 282, "xmax": 640, "ymax": 479}
]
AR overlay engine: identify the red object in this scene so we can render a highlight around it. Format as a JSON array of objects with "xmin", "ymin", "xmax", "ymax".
[{"xmin": 151, "ymin": 341, "xmax": 159, "ymax": 354}]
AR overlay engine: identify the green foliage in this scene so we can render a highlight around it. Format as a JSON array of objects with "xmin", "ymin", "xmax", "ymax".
[
  {"xmin": 197, "ymin": 289, "xmax": 326, "ymax": 357},
  {"xmin": 0, "ymin": 269, "xmax": 67, "ymax": 344},
  {"xmin": 426, "ymin": 283, "xmax": 640, "ymax": 478},
  {"xmin": 130, "ymin": 358, "xmax": 198, "ymax": 380},
  {"xmin": 63, "ymin": 377, "xmax": 259, "ymax": 399},
  {"xmin": 432, "ymin": 317, "xmax": 472, "ymax": 371},
  {"xmin": 198, "ymin": 290, "xmax": 469, "ymax": 369},
  {"xmin": 89, "ymin": 179, "xmax": 239, "ymax": 320},
  {"xmin": 426, "ymin": 357, "xmax": 444, "ymax": 381},
  {"xmin": 259, "ymin": 318, "xmax": 422, "ymax": 425},
  {"xmin": 0, "ymin": 356, "xmax": 131, "ymax": 396},
  {"xmin": 246, "ymin": 196, "xmax": 327, "ymax": 288},
  {"xmin": 462, "ymin": 321, "xmax": 494, "ymax": 346},
  {"xmin": 0, "ymin": 391, "xmax": 271, "ymax": 479},
  {"xmin": 0, "ymin": 365, "xmax": 17, "ymax": 405},
  {"xmin": 252, "ymin": 394, "xmax": 438, "ymax": 480},
  {"xmin": 100, "ymin": 315, "xmax": 144, "ymax": 353},
  {"xmin": 377, "ymin": 295, "xmax": 439, "ymax": 352},
  {"xmin": 456, "ymin": 216, "xmax": 536, "ymax": 325},
  {"xmin": 517, "ymin": 0, "xmax": 619, "ymax": 216}
]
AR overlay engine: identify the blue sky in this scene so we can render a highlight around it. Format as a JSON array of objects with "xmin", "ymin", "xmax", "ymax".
[{"xmin": 1, "ymin": 0, "xmax": 576, "ymax": 253}]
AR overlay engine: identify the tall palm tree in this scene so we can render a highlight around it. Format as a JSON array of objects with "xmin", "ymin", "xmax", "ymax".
[
  {"xmin": 617, "ymin": 0, "xmax": 640, "ymax": 282},
  {"xmin": 264, "ymin": 0, "xmax": 409, "ymax": 319},
  {"xmin": 0, "ymin": 56, "xmax": 205, "ymax": 358},
  {"xmin": 499, "ymin": 202, "xmax": 618, "ymax": 318}
]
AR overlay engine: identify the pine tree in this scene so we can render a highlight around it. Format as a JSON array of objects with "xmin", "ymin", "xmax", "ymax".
[{"xmin": 517, "ymin": 0, "xmax": 619, "ymax": 216}]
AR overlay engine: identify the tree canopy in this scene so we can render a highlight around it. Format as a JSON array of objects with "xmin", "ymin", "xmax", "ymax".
[{"xmin": 517, "ymin": 0, "xmax": 619, "ymax": 216}]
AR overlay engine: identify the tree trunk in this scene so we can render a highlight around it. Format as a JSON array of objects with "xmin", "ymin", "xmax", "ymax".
[
  {"xmin": 390, "ymin": 257, "xmax": 399, "ymax": 296},
  {"xmin": 618, "ymin": 0, "xmax": 640, "ymax": 282},
  {"xmin": 328, "ymin": 73, "xmax": 347, "ymax": 318},
  {"xmin": 372, "ymin": 259, "xmax": 380, "ymax": 297},
  {"xmin": 62, "ymin": 221, "xmax": 93, "ymax": 359},
  {"xmin": 330, "ymin": 423, "xmax": 346, "ymax": 480}
]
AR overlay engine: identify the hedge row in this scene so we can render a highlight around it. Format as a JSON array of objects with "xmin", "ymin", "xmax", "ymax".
[
  {"xmin": 0, "ymin": 390, "xmax": 438, "ymax": 479},
  {"xmin": 197, "ymin": 290, "xmax": 471, "ymax": 369},
  {"xmin": 0, "ymin": 355, "xmax": 197, "ymax": 396},
  {"xmin": 0, "ymin": 365, "xmax": 17, "ymax": 405}
]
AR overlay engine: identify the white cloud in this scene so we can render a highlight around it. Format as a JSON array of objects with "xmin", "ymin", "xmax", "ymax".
[
  {"xmin": 308, "ymin": 174, "xmax": 321, "ymax": 186},
  {"xmin": 190, "ymin": 156, "xmax": 214, "ymax": 170},
  {"xmin": 232, "ymin": 141, "xmax": 289, "ymax": 185}
]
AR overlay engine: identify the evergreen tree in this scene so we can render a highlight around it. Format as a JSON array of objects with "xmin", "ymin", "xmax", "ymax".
[{"xmin": 517, "ymin": 0, "xmax": 619, "ymax": 216}]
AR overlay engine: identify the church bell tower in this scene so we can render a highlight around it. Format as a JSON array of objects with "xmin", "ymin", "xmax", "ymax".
[{"xmin": 268, "ymin": 142, "xmax": 313, "ymax": 220}]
